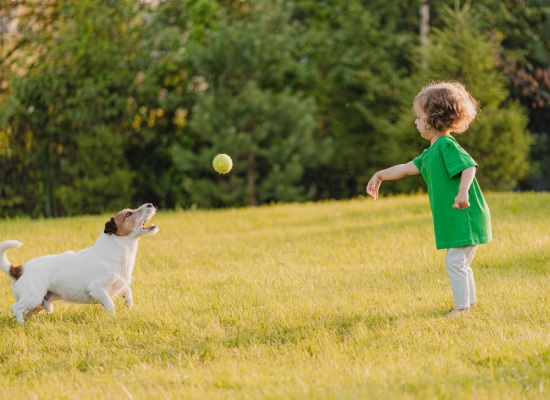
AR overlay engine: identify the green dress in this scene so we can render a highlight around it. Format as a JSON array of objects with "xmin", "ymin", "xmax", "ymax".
[{"xmin": 413, "ymin": 136, "xmax": 492, "ymax": 250}]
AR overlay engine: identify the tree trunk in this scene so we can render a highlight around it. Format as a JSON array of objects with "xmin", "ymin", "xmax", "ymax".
[
  {"xmin": 247, "ymin": 153, "xmax": 257, "ymax": 206},
  {"xmin": 419, "ymin": 0, "xmax": 430, "ymax": 46}
]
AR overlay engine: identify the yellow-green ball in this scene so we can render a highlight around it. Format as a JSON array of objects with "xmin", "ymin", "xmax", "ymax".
[{"xmin": 213, "ymin": 154, "xmax": 233, "ymax": 174}]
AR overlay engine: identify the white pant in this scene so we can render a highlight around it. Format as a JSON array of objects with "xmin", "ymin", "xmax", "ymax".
[{"xmin": 445, "ymin": 246, "xmax": 478, "ymax": 309}]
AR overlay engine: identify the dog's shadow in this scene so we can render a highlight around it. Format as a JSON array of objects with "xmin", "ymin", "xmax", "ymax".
[
  {"xmin": 0, "ymin": 314, "xmax": 24, "ymax": 330},
  {"xmin": 0, "ymin": 303, "xmax": 127, "ymax": 329}
]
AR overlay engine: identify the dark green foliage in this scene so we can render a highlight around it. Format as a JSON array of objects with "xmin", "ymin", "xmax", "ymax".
[
  {"xmin": 0, "ymin": 0, "xmax": 544, "ymax": 217},
  {"xmin": 0, "ymin": 0, "xmax": 142, "ymax": 216},
  {"xmin": 289, "ymin": 0, "xmax": 423, "ymax": 199},
  {"xmin": 417, "ymin": 3, "xmax": 531, "ymax": 191},
  {"xmin": 122, "ymin": 0, "xmax": 221, "ymax": 210},
  {"xmin": 478, "ymin": 0, "xmax": 550, "ymax": 190},
  {"xmin": 55, "ymin": 127, "xmax": 134, "ymax": 215},
  {"xmin": 173, "ymin": 0, "xmax": 331, "ymax": 207}
]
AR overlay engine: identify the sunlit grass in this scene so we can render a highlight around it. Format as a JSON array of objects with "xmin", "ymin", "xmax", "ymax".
[{"xmin": 0, "ymin": 193, "xmax": 548, "ymax": 399}]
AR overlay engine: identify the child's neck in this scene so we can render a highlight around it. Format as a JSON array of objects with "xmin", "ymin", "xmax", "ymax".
[{"xmin": 430, "ymin": 131, "xmax": 451, "ymax": 145}]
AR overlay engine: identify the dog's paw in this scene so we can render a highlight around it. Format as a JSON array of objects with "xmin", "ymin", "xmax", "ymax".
[{"xmin": 43, "ymin": 302, "xmax": 54, "ymax": 313}]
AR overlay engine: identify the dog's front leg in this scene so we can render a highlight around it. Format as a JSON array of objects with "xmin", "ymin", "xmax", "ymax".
[
  {"xmin": 24, "ymin": 304, "xmax": 44, "ymax": 319},
  {"xmin": 120, "ymin": 285, "xmax": 133, "ymax": 308},
  {"xmin": 88, "ymin": 285, "xmax": 116, "ymax": 313}
]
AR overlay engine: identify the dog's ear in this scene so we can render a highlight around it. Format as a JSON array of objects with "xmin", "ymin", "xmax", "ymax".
[{"xmin": 104, "ymin": 217, "xmax": 118, "ymax": 235}]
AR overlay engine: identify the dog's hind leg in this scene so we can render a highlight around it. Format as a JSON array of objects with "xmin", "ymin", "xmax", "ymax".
[{"xmin": 42, "ymin": 291, "xmax": 61, "ymax": 314}]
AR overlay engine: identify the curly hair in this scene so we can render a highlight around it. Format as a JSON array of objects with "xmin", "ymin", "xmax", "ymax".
[{"xmin": 413, "ymin": 81, "xmax": 479, "ymax": 134}]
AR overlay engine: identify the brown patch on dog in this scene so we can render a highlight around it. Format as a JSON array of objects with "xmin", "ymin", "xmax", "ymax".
[
  {"xmin": 109, "ymin": 208, "xmax": 139, "ymax": 236},
  {"xmin": 27, "ymin": 304, "xmax": 44, "ymax": 314},
  {"xmin": 9, "ymin": 264, "xmax": 23, "ymax": 280},
  {"xmin": 104, "ymin": 217, "xmax": 118, "ymax": 235},
  {"xmin": 44, "ymin": 290, "xmax": 56, "ymax": 300}
]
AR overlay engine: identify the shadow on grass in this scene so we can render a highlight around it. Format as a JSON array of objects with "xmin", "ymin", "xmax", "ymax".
[
  {"xmin": 479, "ymin": 250, "xmax": 550, "ymax": 275},
  {"xmin": 214, "ymin": 311, "xmax": 410, "ymax": 350},
  {"xmin": 0, "ymin": 314, "xmax": 18, "ymax": 330},
  {"xmin": 0, "ymin": 304, "xmax": 118, "ymax": 330}
]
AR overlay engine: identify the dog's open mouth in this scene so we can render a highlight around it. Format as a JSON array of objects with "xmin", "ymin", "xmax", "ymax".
[{"xmin": 141, "ymin": 217, "xmax": 157, "ymax": 231}]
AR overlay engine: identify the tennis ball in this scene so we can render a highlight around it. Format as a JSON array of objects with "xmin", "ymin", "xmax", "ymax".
[{"xmin": 212, "ymin": 154, "xmax": 233, "ymax": 174}]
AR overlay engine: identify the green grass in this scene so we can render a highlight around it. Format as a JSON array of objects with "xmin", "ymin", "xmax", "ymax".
[{"xmin": 0, "ymin": 192, "xmax": 548, "ymax": 399}]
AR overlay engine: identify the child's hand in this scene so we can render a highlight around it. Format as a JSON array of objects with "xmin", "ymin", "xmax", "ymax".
[
  {"xmin": 452, "ymin": 190, "xmax": 470, "ymax": 209},
  {"xmin": 366, "ymin": 174, "xmax": 381, "ymax": 200}
]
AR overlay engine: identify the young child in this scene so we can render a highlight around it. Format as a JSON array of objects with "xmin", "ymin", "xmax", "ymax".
[{"xmin": 366, "ymin": 81, "xmax": 492, "ymax": 317}]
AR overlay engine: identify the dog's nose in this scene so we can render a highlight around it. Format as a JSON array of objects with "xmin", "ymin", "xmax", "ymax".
[{"xmin": 145, "ymin": 203, "xmax": 154, "ymax": 208}]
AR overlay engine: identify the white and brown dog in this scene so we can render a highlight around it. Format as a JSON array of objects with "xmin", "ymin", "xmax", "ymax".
[{"xmin": 0, "ymin": 203, "xmax": 158, "ymax": 324}]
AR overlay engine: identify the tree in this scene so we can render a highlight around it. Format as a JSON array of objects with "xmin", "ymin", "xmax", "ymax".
[
  {"xmin": 288, "ymin": 0, "xmax": 423, "ymax": 199},
  {"xmin": 0, "ymin": 0, "xmax": 542, "ymax": 218},
  {"xmin": 415, "ymin": 2, "xmax": 531, "ymax": 190},
  {"xmin": 474, "ymin": 0, "xmax": 550, "ymax": 190},
  {"xmin": 172, "ymin": 0, "xmax": 331, "ymax": 207},
  {"xmin": 0, "ymin": 0, "xmax": 143, "ymax": 216},
  {"xmin": 122, "ymin": 0, "xmax": 220, "ymax": 209}
]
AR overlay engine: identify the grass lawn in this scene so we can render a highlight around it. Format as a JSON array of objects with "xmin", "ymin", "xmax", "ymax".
[{"xmin": 0, "ymin": 192, "xmax": 548, "ymax": 399}]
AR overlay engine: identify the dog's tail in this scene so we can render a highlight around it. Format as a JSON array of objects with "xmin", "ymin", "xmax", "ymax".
[{"xmin": 0, "ymin": 240, "xmax": 23, "ymax": 277}]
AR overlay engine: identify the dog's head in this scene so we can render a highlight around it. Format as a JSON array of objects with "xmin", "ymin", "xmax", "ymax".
[{"xmin": 104, "ymin": 203, "xmax": 159, "ymax": 238}]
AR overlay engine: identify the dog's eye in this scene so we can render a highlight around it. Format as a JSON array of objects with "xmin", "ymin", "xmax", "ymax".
[{"xmin": 126, "ymin": 212, "xmax": 132, "ymax": 218}]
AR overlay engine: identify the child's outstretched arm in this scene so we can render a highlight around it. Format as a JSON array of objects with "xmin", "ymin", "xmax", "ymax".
[
  {"xmin": 366, "ymin": 161, "xmax": 420, "ymax": 200},
  {"xmin": 452, "ymin": 166, "xmax": 476, "ymax": 209}
]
